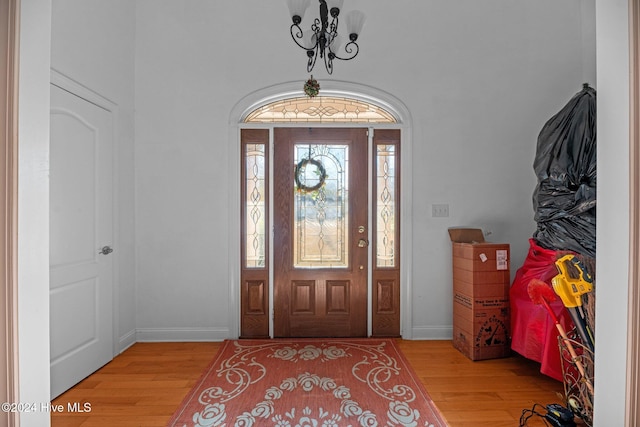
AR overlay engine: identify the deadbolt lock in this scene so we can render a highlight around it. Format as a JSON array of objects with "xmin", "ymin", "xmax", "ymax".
[{"xmin": 358, "ymin": 226, "xmax": 365, "ymax": 234}]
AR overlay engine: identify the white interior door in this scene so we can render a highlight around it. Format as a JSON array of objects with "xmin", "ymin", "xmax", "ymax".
[{"xmin": 49, "ymin": 83, "xmax": 114, "ymax": 398}]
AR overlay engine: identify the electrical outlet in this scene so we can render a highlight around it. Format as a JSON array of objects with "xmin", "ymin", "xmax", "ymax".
[{"xmin": 432, "ymin": 204, "xmax": 449, "ymax": 217}]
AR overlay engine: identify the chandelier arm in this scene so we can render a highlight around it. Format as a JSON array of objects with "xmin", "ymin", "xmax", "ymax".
[
  {"xmin": 324, "ymin": 51, "xmax": 334, "ymax": 75},
  {"xmin": 330, "ymin": 40, "xmax": 359, "ymax": 61},
  {"xmin": 307, "ymin": 46, "xmax": 319, "ymax": 73},
  {"xmin": 290, "ymin": 23, "xmax": 313, "ymax": 50},
  {"xmin": 311, "ymin": 18, "xmax": 321, "ymax": 35},
  {"xmin": 329, "ymin": 16, "xmax": 339, "ymax": 37}
]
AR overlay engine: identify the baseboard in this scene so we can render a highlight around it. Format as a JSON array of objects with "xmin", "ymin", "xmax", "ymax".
[
  {"xmin": 410, "ymin": 325, "xmax": 453, "ymax": 340},
  {"xmin": 118, "ymin": 329, "xmax": 137, "ymax": 353},
  {"xmin": 131, "ymin": 326, "xmax": 448, "ymax": 342},
  {"xmin": 135, "ymin": 327, "xmax": 230, "ymax": 342}
]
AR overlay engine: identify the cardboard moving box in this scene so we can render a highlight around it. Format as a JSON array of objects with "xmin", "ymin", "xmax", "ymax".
[{"xmin": 448, "ymin": 228, "xmax": 511, "ymax": 361}]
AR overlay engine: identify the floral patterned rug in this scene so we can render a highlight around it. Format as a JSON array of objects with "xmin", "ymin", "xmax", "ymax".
[{"xmin": 167, "ymin": 338, "xmax": 448, "ymax": 427}]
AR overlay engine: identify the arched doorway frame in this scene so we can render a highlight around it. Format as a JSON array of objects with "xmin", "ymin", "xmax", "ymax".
[{"xmin": 228, "ymin": 80, "xmax": 415, "ymax": 338}]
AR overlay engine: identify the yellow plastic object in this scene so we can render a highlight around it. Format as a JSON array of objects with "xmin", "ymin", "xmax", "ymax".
[
  {"xmin": 552, "ymin": 254, "xmax": 595, "ymax": 352},
  {"xmin": 551, "ymin": 254, "xmax": 593, "ymax": 308}
]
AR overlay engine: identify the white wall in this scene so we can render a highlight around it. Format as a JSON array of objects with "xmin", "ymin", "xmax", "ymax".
[
  {"xmin": 18, "ymin": 1, "xmax": 51, "ymax": 425},
  {"xmin": 581, "ymin": 0, "xmax": 597, "ymax": 86},
  {"xmin": 50, "ymin": 0, "xmax": 137, "ymax": 351},
  {"xmin": 594, "ymin": 0, "xmax": 629, "ymax": 424},
  {"xmin": 133, "ymin": 0, "xmax": 588, "ymax": 339}
]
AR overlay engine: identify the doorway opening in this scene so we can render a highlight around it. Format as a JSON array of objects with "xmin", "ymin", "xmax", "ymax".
[{"xmin": 230, "ymin": 82, "xmax": 412, "ymax": 339}]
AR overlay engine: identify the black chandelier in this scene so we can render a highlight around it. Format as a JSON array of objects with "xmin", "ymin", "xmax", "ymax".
[{"xmin": 286, "ymin": 0, "xmax": 365, "ymax": 75}]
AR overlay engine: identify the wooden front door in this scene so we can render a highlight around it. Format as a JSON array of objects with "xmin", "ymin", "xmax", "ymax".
[{"xmin": 273, "ymin": 128, "xmax": 368, "ymax": 337}]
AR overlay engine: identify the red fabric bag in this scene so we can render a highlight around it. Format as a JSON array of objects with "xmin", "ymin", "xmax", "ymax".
[{"xmin": 510, "ymin": 238, "xmax": 573, "ymax": 381}]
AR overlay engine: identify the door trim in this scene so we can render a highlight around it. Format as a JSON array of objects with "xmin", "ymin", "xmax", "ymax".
[
  {"xmin": 49, "ymin": 69, "xmax": 120, "ymax": 358},
  {"xmin": 229, "ymin": 81, "xmax": 414, "ymax": 338},
  {"xmin": 1, "ymin": 0, "xmax": 20, "ymax": 424}
]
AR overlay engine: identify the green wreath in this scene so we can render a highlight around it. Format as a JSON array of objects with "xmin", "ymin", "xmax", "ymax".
[
  {"xmin": 295, "ymin": 158, "xmax": 327, "ymax": 193},
  {"xmin": 304, "ymin": 76, "xmax": 320, "ymax": 98}
]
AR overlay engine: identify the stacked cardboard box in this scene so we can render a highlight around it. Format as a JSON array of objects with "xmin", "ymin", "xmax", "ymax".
[{"xmin": 449, "ymin": 228, "xmax": 511, "ymax": 361}]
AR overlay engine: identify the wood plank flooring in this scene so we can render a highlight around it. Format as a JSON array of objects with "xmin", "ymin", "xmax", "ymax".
[{"xmin": 51, "ymin": 340, "xmax": 574, "ymax": 427}]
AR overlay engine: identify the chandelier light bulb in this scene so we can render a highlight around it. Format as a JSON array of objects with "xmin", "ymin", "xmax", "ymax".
[
  {"xmin": 345, "ymin": 10, "xmax": 365, "ymax": 40},
  {"xmin": 287, "ymin": 0, "xmax": 311, "ymax": 24}
]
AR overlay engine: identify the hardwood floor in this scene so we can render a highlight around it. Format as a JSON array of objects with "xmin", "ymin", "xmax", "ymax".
[{"xmin": 51, "ymin": 340, "xmax": 571, "ymax": 427}]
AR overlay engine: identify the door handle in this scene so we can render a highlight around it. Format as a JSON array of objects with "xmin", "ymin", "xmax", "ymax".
[
  {"xmin": 357, "ymin": 238, "xmax": 369, "ymax": 248},
  {"xmin": 99, "ymin": 246, "xmax": 114, "ymax": 255}
]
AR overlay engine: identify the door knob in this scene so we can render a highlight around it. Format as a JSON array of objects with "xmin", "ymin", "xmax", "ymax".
[
  {"xmin": 357, "ymin": 238, "xmax": 369, "ymax": 248},
  {"xmin": 99, "ymin": 246, "xmax": 114, "ymax": 255}
]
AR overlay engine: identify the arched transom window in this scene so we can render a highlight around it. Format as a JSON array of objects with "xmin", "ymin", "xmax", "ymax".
[{"xmin": 243, "ymin": 96, "xmax": 397, "ymax": 123}]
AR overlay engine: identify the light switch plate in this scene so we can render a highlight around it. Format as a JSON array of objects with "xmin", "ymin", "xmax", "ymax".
[{"xmin": 432, "ymin": 204, "xmax": 449, "ymax": 217}]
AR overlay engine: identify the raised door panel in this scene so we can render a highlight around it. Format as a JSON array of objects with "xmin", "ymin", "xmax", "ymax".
[
  {"xmin": 326, "ymin": 280, "xmax": 350, "ymax": 314},
  {"xmin": 291, "ymin": 281, "xmax": 316, "ymax": 315}
]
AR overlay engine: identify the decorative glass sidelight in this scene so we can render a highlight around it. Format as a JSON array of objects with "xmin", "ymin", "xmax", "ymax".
[
  {"xmin": 245, "ymin": 143, "xmax": 266, "ymax": 268},
  {"xmin": 376, "ymin": 144, "xmax": 396, "ymax": 267},
  {"xmin": 293, "ymin": 144, "xmax": 349, "ymax": 268}
]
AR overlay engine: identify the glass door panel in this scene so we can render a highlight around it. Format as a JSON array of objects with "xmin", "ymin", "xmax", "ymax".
[{"xmin": 293, "ymin": 144, "xmax": 349, "ymax": 268}]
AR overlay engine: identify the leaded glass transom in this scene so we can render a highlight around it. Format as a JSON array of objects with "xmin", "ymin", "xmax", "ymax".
[{"xmin": 244, "ymin": 96, "xmax": 397, "ymax": 123}]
